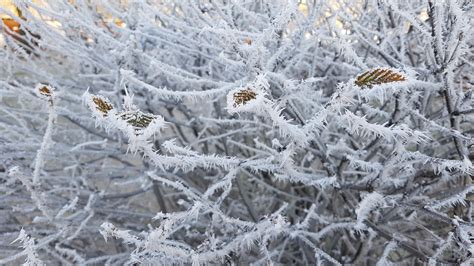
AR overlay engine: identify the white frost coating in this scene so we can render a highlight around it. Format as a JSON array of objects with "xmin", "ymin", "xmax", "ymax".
[
  {"xmin": 1, "ymin": 0, "xmax": 473, "ymax": 264},
  {"xmin": 376, "ymin": 241, "xmax": 397, "ymax": 266},
  {"xmin": 32, "ymin": 84, "xmax": 57, "ymax": 185},
  {"xmin": 227, "ymin": 75, "xmax": 308, "ymax": 146},
  {"xmin": 83, "ymin": 91, "xmax": 167, "ymax": 154},
  {"xmin": 431, "ymin": 185, "xmax": 474, "ymax": 210},
  {"xmin": 12, "ymin": 229, "xmax": 44, "ymax": 266},
  {"xmin": 355, "ymin": 192, "xmax": 385, "ymax": 231},
  {"xmin": 226, "ymin": 74, "xmax": 269, "ymax": 115}
]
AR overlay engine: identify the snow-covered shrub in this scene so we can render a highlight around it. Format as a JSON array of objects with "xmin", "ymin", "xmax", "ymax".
[{"xmin": 0, "ymin": 0, "xmax": 473, "ymax": 264}]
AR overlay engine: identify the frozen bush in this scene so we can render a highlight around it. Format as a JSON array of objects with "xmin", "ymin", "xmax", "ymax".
[{"xmin": 0, "ymin": 0, "xmax": 473, "ymax": 264}]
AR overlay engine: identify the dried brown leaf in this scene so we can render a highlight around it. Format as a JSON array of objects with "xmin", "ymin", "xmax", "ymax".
[
  {"xmin": 355, "ymin": 68, "xmax": 406, "ymax": 88},
  {"xmin": 233, "ymin": 88, "xmax": 257, "ymax": 107}
]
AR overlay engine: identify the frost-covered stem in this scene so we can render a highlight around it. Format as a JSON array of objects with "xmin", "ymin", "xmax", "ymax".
[
  {"xmin": 0, "ymin": 228, "xmax": 63, "ymax": 265},
  {"xmin": 11, "ymin": 229, "xmax": 44, "ymax": 266},
  {"xmin": 32, "ymin": 97, "xmax": 56, "ymax": 185},
  {"xmin": 8, "ymin": 167, "xmax": 53, "ymax": 221},
  {"xmin": 428, "ymin": 0, "xmax": 443, "ymax": 68},
  {"xmin": 428, "ymin": 232, "xmax": 454, "ymax": 266},
  {"xmin": 428, "ymin": 0, "xmax": 468, "ymax": 160},
  {"xmin": 298, "ymin": 235, "xmax": 342, "ymax": 265},
  {"xmin": 235, "ymin": 174, "xmax": 258, "ymax": 222},
  {"xmin": 376, "ymin": 241, "xmax": 397, "ymax": 266},
  {"xmin": 364, "ymin": 220, "xmax": 430, "ymax": 262},
  {"xmin": 442, "ymin": 80, "xmax": 467, "ymax": 160}
]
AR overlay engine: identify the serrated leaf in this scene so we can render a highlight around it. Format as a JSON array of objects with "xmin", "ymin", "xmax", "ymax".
[
  {"xmin": 233, "ymin": 88, "xmax": 257, "ymax": 107},
  {"xmin": 119, "ymin": 111, "xmax": 156, "ymax": 129},
  {"xmin": 92, "ymin": 96, "xmax": 113, "ymax": 116},
  {"xmin": 355, "ymin": 68, "xmax": 406, "ymax": 88}
]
